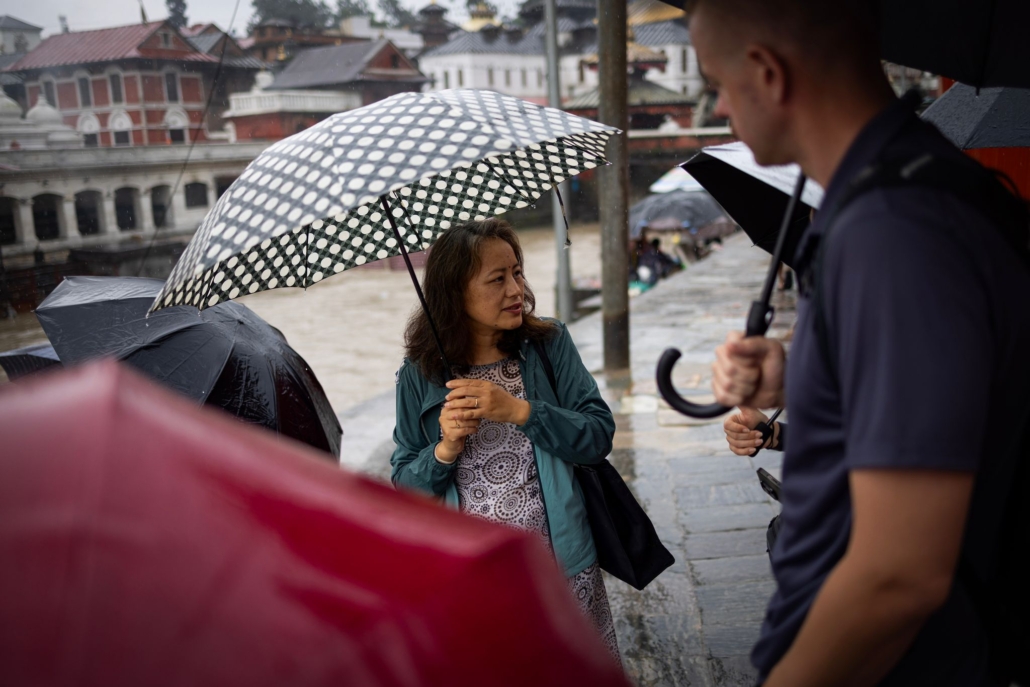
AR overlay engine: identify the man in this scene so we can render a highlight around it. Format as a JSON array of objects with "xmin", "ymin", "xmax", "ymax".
[{"xmin": 688, "ymin": 1, "xmax": 1030, "ymax": 685}]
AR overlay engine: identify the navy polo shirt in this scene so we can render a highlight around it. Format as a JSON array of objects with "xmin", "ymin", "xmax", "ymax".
[{"xmin": 751, "ymin": 97, "xmax": 1030, "ymax": 684}]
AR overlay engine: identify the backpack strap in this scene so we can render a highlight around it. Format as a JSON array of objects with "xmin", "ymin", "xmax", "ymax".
[
  {"xmin": 531, "ymin": 339, "xmax": 559, "ymax": 398},
  {"xmin": 807, "ymin": 152, "xmax": 1030, "ymax": 383}
]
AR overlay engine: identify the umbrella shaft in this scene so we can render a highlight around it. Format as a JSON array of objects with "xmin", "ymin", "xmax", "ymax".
[{"xmin": 379, "ymin": 196, "xmax": 452, "ymax": 382}]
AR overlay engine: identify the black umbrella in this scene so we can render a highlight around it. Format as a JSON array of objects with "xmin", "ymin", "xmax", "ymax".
[
  {"xmin": 657, "ymin": 0, "xmax": 1030, "ymax": 89},
  {"xmin": 0, "ymin": 343, "xmax": 61, "ymax": 381},
  {"xmin": 36, "ymin": 276, "xmax": 342, "ymax": 458},
  {"xmin": 922, "ymin": 84, "xmax": 1030, "ymax": 150},
  {"xmin": 628, "ymin": 189, "xmax": 729, "ymax": 240},
  {"xmin": 682, "ymin": 142, "xmax": 824, "ymax": 269}
]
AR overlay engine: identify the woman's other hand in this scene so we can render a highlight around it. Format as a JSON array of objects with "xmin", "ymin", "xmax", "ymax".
[
  {"xmin": 724, "ymin": 407, "xmax": 774, "ymax": 456},
  {"xmin": 443, "ymin": 378, "xmax": 532, "ymax": 427},
  {"xmin": 436, "ymin": 410, "xmax": 481, "ymax": 464}
]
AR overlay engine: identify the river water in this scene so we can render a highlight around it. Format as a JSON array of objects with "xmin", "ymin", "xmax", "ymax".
[{"xmin": 0, "ymin": 223, "xmax": 603, "ymax": 415}]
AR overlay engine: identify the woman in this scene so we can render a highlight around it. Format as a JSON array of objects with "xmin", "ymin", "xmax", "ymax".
[{"xmin": 391, "ymin": 218, "xmax": 620, "ymax": 662}]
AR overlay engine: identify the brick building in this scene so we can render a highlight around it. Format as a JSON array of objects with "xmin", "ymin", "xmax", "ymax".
[{"xmin": 4, "ymin": 20, "xmax": 261, "ymax": 147}]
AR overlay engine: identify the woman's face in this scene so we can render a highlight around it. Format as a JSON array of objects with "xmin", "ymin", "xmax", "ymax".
[{"xmin": 464, "ymin": 237, "xmax": 525, "ymax": 334}]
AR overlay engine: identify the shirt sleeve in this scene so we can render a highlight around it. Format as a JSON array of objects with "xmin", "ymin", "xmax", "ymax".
[
  {"xmin": 390, "ymin": 362, "xmax": 456, "ymax": 496},
  {"xmin": 823, "ymin": 188, "xmax": 993, "ymax": 472}
]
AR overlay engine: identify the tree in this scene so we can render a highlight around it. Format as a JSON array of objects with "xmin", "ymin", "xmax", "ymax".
[
  {"xmin": 378, "ymin": 0, "xmax": 416, "ymax": 27},
  {"xmin": 249, "ymin": 0, "xmax": 335, "ymax": 30},
  {"xmin": 166, "ymin": 0, "xmax": 188, "ymax": 28},
  {"xmin": 336, "ymin": 0, "xmax": 371, "ymax": 21}
]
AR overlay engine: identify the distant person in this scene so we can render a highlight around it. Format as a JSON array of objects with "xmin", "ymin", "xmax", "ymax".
[
  {"xmin": 390, "ymin": 219, "xmax": 621, "ymax": 663},
  {"xmin": 690, "ymin": 0, "xmax": 1030, "ymax": 685}
]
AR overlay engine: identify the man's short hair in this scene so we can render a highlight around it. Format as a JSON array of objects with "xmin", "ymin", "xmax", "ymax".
[{"xmin": 686, "ymin": 0, "xmax": 880, "ymax": 67}]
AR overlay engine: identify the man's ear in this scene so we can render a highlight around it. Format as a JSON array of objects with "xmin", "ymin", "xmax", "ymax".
[{"xmin": 744, "ymin": 44, "xmax": 790, "ymax": 106}]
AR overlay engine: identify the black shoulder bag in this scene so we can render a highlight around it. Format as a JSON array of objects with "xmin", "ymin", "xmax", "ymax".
[{"xmin": 532, "ymin": 339, "xmax": 674, "ymax": 591}]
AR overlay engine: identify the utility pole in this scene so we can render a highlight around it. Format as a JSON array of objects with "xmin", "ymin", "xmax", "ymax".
[
  {"xmin": 597, "ymin": 1, "xmax": 630, "ymax": 371},
  {"xmin": 544, "ymin": 0, "xmax": 574, "ymax": 323}
]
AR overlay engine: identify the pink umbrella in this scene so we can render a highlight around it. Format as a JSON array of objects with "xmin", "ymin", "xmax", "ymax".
[{"xmin": 0, "ymin": 361, "xmax": 627, "ymax": 687}]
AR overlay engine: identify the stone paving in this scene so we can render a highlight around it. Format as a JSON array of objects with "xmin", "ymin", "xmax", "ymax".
[{"xmin": 355, "ymin": 232, "xmax": 797, "ymax": 685}]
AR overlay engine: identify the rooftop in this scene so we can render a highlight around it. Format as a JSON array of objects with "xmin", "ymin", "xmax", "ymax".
[
  {"xmin": 565, "ymin": 77, "xmax": 692, "ymax": 109},
  {"xmin": 268, "ymin": 39, "xmax": 426, "ymax": 90},
  {"xmin": 5, "ymin": 21, "xmax": 217, "ymax": 71},
  {"xmin": 0, "ymin": 15, "xmax": 42, "ymax": 32},
  {"xmin": 420, "ymin": 27, "xmax": 545, "ymax": 57}
]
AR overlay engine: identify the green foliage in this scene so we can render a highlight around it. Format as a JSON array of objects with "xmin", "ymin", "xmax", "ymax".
[
  {"xmin": 336, "ymin": 0, "xmax": 371, "ymax": 21},
  {"xmin": 378, "ymin": 0, "xmax": 416, "ymax": 27},
  {"xmin": 166, "ymin": 0, "xmax": 188, "ymax": 28},
  {"xmin": 249, "ymin": 0, "xmax": 335, "ymax": 30}
]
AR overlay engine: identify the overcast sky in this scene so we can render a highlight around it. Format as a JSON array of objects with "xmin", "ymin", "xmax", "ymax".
[{"xmin": 12, "ymin": 0, "xmax": 522, "ymax": 38}]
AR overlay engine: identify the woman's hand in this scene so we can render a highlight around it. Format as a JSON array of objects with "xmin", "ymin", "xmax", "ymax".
[
  {"xmin": 443, "ymin": 378, "xmax": 531, "ymax": 427},
  {"xmin": 724, "ymin": 407, "xmax": 777, "ymax": 456},
  {"xmin": 436, "ymin": 410, "xmax": 480, "ymax": 464}
]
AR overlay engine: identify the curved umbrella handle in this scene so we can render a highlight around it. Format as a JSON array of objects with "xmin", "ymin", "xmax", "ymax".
[{"xmin": 656, "ymin": 348, "xmax": 730, "ymax": 419}]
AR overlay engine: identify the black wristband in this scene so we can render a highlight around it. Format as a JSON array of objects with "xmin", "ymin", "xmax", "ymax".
[{"xmin": 770, "ymin": 422, "xmax": 786, "ymax": 452}]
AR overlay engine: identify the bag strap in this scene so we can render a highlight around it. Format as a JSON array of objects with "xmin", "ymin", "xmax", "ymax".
[
  {"xmin": 531, "ymin": 338, "xmax": 559, "ymax": 399},
  {"xmin": 808, "ymin": 152, "xmax": 1030, "ymax": 383}
]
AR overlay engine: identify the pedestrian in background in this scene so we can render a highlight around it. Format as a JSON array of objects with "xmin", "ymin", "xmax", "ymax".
[
  {"xmin": 690, "ymin": 0, "xmax": 1030, "ymax": 684},
  {"xmin": 391, "ymin": 219, "xmax": 621, "ymax": 663}
]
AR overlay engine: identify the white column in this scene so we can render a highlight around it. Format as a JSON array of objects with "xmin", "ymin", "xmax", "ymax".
[
  {"xmin": 139, "ymin": 190, "xmax": 154, "ymax": 233},
  {"xmin": 170, "ymin": 185, "xmax": 188, "ymax": 231},
  {"xmin": 102, "ymin": 194, "xmax": 120, "ymax": 235},
  {"xmin": 60, "ymin": 197, "xmax": 81, "ymax": 239},
  {"xmin": 15, "ymin": 200, "xmax": 33, "ymax": 246}
]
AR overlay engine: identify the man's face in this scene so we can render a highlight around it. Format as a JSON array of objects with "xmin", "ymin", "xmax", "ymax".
[{"xmin": 691, "ymin": 8, "xmax": 793, "ymax": 166}]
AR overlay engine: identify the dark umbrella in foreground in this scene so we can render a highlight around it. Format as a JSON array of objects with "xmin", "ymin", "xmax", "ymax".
[
  {"xmin": 36, "ymin": 276, "xmax": 342, "ymax": 458},
  {"xmin": 0, "ymin": 343, "xmax": 61, "ymax": 381},
  {"xmin": 149, "ymin": 89, "xmax": 616, "ymax": 379},
  {"xmin": 656, "ymin": 0, "xmax": 1030, "ymax": 89},
  {"xmin": 921, "ymin": 84, "xmax": 1030, "ymax": 150},
  {"xmin": 628, "ymin": 189, "xmax": 731, "ymax": 240},
  {"xmin": 0, "ymin": 361, "xmax": 629, "ymax": 687},
  {"xmin": 682, "ymin": 142, "xmax": 824, "ymax": 269}
]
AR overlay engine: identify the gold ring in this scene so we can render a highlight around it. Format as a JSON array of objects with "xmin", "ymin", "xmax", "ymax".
[
  {"xmin": 474, "ymin": 398, "xmax": 479, "ymax": 409},
  {"xmin": 454, "ymin": 420, "xmax": 461, "ymax": 429}
]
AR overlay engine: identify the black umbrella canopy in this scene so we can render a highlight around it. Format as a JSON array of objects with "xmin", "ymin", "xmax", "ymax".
[
  {"xmin": 682, "ymin": 142, "xmax": 824, "ymax": 269},
  {"xmin": 628, "ymin": 190, "xmax": 729, "ymax": 240},
  {"xmin": 36, "ymin": 277, "xmax": 342, "ymax": 458},
  {"xmin": 0, "ymin": 343, "xmax": 61, "ymax": 381},
  {"xmin": 921, "ymin": 84, "xmax": 1030, "ymax": 150},
  {"xmin": 656, "ymin": 0, "xmax": 1030, "ymax": 89}
]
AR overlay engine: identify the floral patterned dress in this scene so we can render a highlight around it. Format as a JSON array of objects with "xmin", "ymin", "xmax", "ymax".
[{"xmin": 450, "ymin": 357, "xmax": 621, "ymax": 663}]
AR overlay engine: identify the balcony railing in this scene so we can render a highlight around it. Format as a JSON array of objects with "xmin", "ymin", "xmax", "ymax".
[{"xmin": 224, "ymin": 90, "xmax": 363, "ymax": 117}]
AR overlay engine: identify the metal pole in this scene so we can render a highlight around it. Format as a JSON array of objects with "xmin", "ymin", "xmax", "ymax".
[
  {"xmin": 597, "ymin": 0, "xmax": 630, "ymax": 371},
  {"xmin": 544, "ymin": 0, "xmax": 574, "ymax": 323}
]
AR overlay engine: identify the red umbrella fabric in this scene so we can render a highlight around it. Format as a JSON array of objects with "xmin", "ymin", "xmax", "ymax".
[{"xmin": 0, "ymin": 361, "xmax": 627, "ymax": 687}]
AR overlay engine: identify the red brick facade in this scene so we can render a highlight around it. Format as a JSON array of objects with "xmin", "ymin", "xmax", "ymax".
[{"xmin": 229, "ymin": 112, "xmax": 330, "ymax": 141}]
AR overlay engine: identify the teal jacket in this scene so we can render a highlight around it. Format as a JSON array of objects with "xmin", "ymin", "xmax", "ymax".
[{"xmin": 391, "ymin": 321, "xmax": 615, "ymax": 578}]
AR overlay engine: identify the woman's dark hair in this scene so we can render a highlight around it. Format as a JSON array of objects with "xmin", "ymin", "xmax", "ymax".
[{"xmin": 404, "ymin": 218, "xmax": 557, "ymax": 384}]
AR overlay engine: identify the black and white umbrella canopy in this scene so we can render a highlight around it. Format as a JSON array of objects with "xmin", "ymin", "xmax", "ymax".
[{"xmin": 151, "ymin": 89, "xmax": 618, "ymax": 314}]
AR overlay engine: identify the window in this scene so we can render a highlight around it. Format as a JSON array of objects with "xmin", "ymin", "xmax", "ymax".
[
  {"xmin": 578, "ymin": 61, "xmax": 584, "ymax": 83},
  {"xmin": 43, "ymin": 81, "xmax": 55, "ymax": 107},
  {"xmin": 168, "ymin": 129, "xmax": 186, "ymax": 144},
  {"xmin": 443, "ymin": 71, "xmax": 449, "ymax": 88},
  {"xmin": 78, "ymin": 77, "xmax": 92, "ymax": 107},
  {"xmin": 681, "ymin": 48, "xmax": 688, "ymax": 73},
  {"xmin": 504, "ymin": 69, "xmax": 510, "ymax": 87},
  {"xmin": 488, "ymin": 67, "xmax": 494, "ymax": 86},
  {"xmin": 537, "ymin": 69, "xmax": 543, "ymax": 87},
  {"xmin": 185, "ymin": 182, "xmax": 208, "ymax": 208},
  {"xmin": 109, "ymin": 74, "xmax": 123, "ymax": 103},
  {"xmin": 390, "ymin": 54, "xmax": 400, "ymax": 69},
  {"xmin": 83, "ymin": 133, "xmax": 99, "ymax": 147},
  {"xmin": 114, "ymin": 131, "xmax": 131, "ymax": 146},
  {"xmin": 521, "ymin": 69, "xmax": 527, "ymax": 87},
  {"xmin": 165, "ymin": 73, "xmax": 179, "ymax": 102},
  {"xmin": 457, "ymin": 69, "xmax": 463, "ymax": 87},
  {"xmin": 161, "ymin": 32, "xmax": 171, "ymax": 47}
]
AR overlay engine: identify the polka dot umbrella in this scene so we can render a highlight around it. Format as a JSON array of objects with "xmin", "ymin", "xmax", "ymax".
[{"xmin": 149, "ymin": 89, "xmax": 617, "ymax": 371}]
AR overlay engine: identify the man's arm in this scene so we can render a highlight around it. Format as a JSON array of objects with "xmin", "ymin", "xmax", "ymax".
[{"xmin": 764, "ymin": 469, "xmax": 974, "ymax": 687}]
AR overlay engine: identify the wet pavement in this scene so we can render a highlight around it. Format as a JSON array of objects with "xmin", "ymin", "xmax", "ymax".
[{"xmin": 358, "ymin": 231, "xmax": 797, "ymax": 684}]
